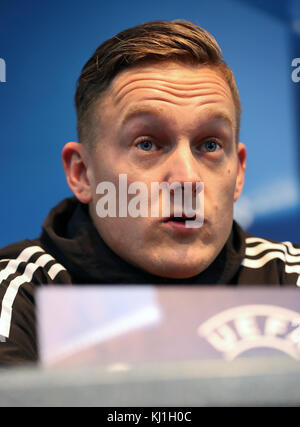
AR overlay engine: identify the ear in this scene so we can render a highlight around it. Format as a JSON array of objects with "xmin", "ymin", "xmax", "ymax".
[
  {"xmin": 234, "ymin": 142, "xmax": 246, "ymax": 202},
  {"xmin": 62, "ymin": 142, "xmax": 92, "ymax": 204}
]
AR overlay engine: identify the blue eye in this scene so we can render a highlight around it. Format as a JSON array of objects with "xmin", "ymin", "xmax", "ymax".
[
  {"xmin": 137, "ymin": 140, "xmax": 154, "ymax": 151},
  {"xmin": 202, "ymin": 140, "xmax": 220, "ymax": 152}
]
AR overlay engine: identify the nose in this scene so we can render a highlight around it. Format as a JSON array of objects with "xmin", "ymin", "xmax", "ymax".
[{"xmin": 164, "ymin": 140, "xmax": 200, "ymax": 189}]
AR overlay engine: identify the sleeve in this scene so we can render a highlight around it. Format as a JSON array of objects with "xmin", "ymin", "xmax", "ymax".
[
  {"xmin": 0, "ymin": 242, "xmax": 42, "ymax": 365},
  {"xmin": 0, "ymin": 241, "xmax": 70, "ymax": 365},
  {"xmin": 281, "ymin": 241, "xmax": 300, "ymax": 286},
  {"xmin": 0, "ymin": 280, "xmax": 37, "ymax": 365}
]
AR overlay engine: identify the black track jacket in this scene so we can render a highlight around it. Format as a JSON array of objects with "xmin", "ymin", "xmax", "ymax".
[{"xmin": 0, "ymin": 197, "xmax": 299, "ymax": 364}]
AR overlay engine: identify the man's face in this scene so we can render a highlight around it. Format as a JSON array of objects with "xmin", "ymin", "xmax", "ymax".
[{"xmin": 85, "ymin": 61, "xmax": 246, "ymax": 279}]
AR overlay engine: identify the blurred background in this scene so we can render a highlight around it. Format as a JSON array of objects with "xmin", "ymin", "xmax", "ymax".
[{"xmin": 0, "ymin": 0, "xmax": 299, "ymax": 248}]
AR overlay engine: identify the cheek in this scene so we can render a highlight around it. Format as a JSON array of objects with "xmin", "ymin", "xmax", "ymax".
[
  {"xmin": 89, "ymin": 155, "xmax": 122, "ymax": 196},
  {"xmin": 94, "ymin": 216, "xmax": 139, "ymax": 248},
  {"xmin": 206, "ymin": 169, "xmax": 237, "ymax": 210}
]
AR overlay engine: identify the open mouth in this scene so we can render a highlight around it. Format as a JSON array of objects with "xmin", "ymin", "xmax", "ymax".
[
  {"xmin": 164, "ymin": 214, "xmax": 197, "ymax": 223},
  {"xmin": 169, "ymin": 217, "xmax": 186, "ymax": 222},
  {"xmin": 161, "ymin": 213, "xmax": 203, "ymax": 231}
]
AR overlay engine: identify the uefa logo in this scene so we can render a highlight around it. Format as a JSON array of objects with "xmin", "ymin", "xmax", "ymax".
[{"xmin": 198, "ymin": 305, "xmax": 300, "ymax": 360}]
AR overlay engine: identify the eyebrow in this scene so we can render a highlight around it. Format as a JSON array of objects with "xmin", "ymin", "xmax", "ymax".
[
  {"xmin": 199, "ymin": 109, "xmax": 235, "ymax": 129},
  {"xmin": 120, "ymin": 105, "xmax": 235, "ymax": 130},
  {"xmin": 120, "ymin": 105, "xmax": 165, "ymax": 126}
]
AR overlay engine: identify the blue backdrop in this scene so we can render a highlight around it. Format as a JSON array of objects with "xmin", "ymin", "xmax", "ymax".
[{"xmin": 0, "ymin": 0, "xmax": 299, "ymax": 247}]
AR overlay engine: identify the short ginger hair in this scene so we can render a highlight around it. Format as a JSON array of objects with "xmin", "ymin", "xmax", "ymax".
[{"xmin": 75, "ymin": 19, "xmax": 241, "ymax": 147}]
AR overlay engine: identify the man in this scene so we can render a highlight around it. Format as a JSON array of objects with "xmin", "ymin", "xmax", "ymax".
[{"xmin": 0, "ymin": 20, "xmax": 299, "ymax": 364}]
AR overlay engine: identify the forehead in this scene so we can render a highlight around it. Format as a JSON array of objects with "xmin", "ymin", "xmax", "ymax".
[{"xmin": 100, "ymin": 61, "xmax": 236, "ymax": 128}]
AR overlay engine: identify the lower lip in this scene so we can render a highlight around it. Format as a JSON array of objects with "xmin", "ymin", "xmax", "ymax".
[{"xmin": 162, "ymin": 220, "xmax": 199, "ymax": 233}]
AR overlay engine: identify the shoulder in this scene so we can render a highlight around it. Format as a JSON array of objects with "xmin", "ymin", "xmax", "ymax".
[
  {"xmin": 240, "ymin": 232, "xmax": 300, "ymax": 286},
  {"xmin": 0, "ymin": 239, "xmax": 70, "ymax": 286},
  {"xmin": 0, "ymin": 239, "xmax": 71, "ymax": 364}
]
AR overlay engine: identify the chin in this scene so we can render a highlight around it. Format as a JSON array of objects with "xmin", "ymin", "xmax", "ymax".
[
  {"xmin": 158, "ymin": 269, "xmax": 204, "ymax": 280},
  {"xmin": 148, "ymin": 259, "xmax": 210, "ymax": 280}
]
